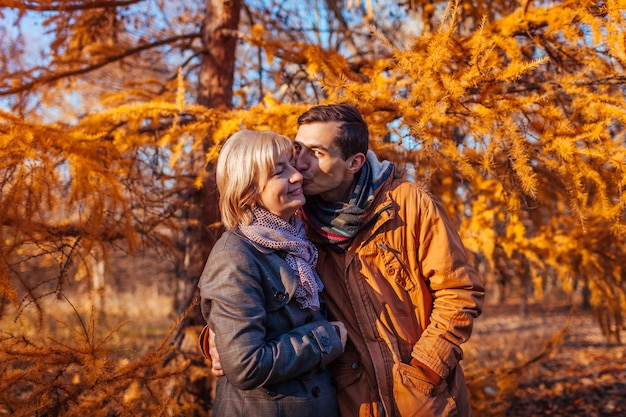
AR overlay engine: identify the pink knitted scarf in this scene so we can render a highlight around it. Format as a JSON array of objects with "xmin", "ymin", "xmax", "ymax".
[{"xmin": 239, "ymin": 207, "xmax": 324, "ymax": 310}]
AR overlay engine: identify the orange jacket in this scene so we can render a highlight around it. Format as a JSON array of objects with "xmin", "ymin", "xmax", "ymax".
[{"xmin": 304, "ymin": 174, "xmax": 485, "ymax": 417}]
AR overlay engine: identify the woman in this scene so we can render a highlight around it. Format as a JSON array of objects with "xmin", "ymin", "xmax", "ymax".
[{"xmin": 198, "ymin": 130, "xmax": 347, "ymax": 417}]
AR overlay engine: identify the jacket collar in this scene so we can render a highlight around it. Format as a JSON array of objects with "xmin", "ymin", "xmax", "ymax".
[{"xmin": 232, "ymin": 228, "xmax": 276, "ymax": 254}]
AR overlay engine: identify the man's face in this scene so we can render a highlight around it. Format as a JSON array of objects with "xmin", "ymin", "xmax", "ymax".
[{"xmin": 293, "ymin": 121, "xmax": 356, "ymax": 203}]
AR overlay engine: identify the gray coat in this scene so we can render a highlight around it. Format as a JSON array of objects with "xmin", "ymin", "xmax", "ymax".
[{"xmin": 199, "ymin": 228, "xmax": 343, "ymax": 417}]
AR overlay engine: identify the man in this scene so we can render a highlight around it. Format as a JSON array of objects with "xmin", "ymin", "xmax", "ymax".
[
  {"xmin": 206, "ymin": 103, "xmax": 484, "ymax": 417},
  {"xmin": 291, "ymin": 103, "xmax": 484, "ymax": 417}
]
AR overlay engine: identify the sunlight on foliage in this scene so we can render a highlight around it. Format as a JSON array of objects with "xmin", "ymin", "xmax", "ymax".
[{"xmin": 1, "ymin": 0, "xmax": 626, "ymax": 415}]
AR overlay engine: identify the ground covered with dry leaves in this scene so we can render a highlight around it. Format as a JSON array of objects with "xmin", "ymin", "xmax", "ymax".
[
  {"xmin": 4, "ymin": 292, "xmax": 624, "ymax": 417},
  {"xmin": 464, "ymin": 300, "xmax": 626, "ymax": 417}
]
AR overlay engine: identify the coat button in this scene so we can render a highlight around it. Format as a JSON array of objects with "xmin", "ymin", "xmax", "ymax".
[
  {"xmin": 274, "ymin": 291, "xmax": 286, "ymax": 301},
  {"xmin": 312, "ymin": 386, "xmax": 320, "ymax": 398},
  {"xmin": 320, "ymin": 337, "xmax": 330, "ymax": 347}
]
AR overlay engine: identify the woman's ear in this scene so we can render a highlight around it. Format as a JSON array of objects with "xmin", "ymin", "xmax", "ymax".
[{"xmin": 346, "ymin": 152, "xmax": 366, "ymax": 174}]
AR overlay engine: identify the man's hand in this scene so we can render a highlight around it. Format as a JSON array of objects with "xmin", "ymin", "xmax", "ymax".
[
  {"xmin": 410, "ymin": 358, "xmax": 442, "ymax": 385},
  {"xmin": 209, "ymin": 329, "xmax": 225, "ymax": 377}
]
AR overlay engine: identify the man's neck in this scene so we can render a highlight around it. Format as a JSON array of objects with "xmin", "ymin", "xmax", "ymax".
[{"xmin": 318, "ymin": 176, "xmax": 358, "ymax": 204}]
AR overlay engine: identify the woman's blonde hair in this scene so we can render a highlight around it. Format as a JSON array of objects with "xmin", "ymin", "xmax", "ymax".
[{"xmin": 216, "ymin": 129, "xmax": 294, "ymax": 229}]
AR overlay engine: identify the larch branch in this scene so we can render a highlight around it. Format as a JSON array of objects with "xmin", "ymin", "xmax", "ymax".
[
  {"xmin": 0, "ymin": 0, "xmax": 144, "ymax": 12},
  {"xmin": 0, "ymin": 32, "xmax": 200, "ymax": 96}
]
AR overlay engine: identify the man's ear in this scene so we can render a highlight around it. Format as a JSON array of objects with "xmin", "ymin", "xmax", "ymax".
[{"xmin": 346, "ymin": 152, "xmax": 366, "ymax": 174}]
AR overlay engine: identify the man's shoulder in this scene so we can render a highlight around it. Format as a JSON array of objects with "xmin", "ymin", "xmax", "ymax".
[{"xmin": 386, "ymin": 178, "xmax": 434, "ymax": 202}]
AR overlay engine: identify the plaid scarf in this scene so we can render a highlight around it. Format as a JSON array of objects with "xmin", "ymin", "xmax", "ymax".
[
  {"xmin": 239, "ymin": 207, "xmax": 323, "ymax": 310},
  {"xmin": 302, "ymin": 151, "xmax": 394, "ymax": 246}
]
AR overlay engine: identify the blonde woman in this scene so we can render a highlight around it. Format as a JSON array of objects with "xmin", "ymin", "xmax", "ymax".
[{"xmin": 198, "ymin": 130, "xmax": 347, "ymax": 417}]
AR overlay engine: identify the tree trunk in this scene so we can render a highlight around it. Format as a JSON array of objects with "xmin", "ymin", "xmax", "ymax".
[
  {"xmin": 173, "ymin": 4, "xmax": 241, "ymax": 411},
  {"xmin": 519, "ymin": 253, "xmax": 530, "ymax": 317},
  {"xmin": 177, "ymin": 0, "xmax": 241, "ymax": 328},
  {"xmin": 198, "ymin": 0, "xmax": 241, "ymax": 109}
]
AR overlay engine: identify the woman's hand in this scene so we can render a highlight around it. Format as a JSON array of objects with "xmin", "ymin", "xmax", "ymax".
[{"xmin": 330, "ymin": 321, "xmax": 348, "ymax": 350}]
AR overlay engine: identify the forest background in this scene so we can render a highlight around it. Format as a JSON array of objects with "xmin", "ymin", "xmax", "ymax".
[{"xmin": 1, "ymin": 0, "xmax": 625, "ymax": 415}]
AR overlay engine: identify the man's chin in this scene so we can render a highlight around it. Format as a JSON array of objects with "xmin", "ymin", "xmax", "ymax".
[{"xmin": 302, "ymin": 184, "xmax": 316, "ymax": 196}]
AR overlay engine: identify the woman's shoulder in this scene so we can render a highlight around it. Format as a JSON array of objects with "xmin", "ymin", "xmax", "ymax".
[
  {"xmin": 202, "ymin": 230, "xmax": 262, "ymax": 284},
  {"xmin": 211, "ymin": 229, "xmax": 253, "ymax": 255},
  {"xmin": 214, "ymin": 228, "xmax": 245, "ymax": 246},
  {"xmin": 210, "ymin": 228, "xmax": 275, "ymax": 260}
]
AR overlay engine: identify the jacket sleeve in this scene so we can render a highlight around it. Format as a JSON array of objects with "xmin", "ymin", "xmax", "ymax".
[
  {"xmin": 198, "ymin": 241, "xmax": 343, "ymax": 390},
  {"xmin": 410, "ymin": 190, "xmax": 485, "ymax": 379}
]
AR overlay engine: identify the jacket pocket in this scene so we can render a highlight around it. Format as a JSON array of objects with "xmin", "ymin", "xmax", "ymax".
[
  {"xmin": 376, "ymin": 241, "xmax": 417, "ymax": 291},
  {"xmin": 328, "ymin": 356, "xmax": 364, "ymax": 391},
  {"xmin": 392, "ymin": 362, "xmax": 458, "ymax": 417}
]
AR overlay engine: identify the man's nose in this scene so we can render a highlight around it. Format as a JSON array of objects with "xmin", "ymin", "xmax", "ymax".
[{"xmin": 294, "ymin": 153, "xmax": 307, "ymax": 171}]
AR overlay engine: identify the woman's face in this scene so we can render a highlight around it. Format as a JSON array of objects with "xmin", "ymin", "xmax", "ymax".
[{"xmin": 257, "ymin": 153, "xmax": 305, "ymax": 221}]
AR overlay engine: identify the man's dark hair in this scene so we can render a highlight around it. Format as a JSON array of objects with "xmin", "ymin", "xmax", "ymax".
[{"xmin": 297, "ymin": 102, "xmax": 368, "ymax": 159}]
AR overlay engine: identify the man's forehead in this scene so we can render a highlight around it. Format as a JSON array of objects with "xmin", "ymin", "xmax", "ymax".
[{"xmin": 294, "ymin": 122, "xmax": 341, "ymax": 150}]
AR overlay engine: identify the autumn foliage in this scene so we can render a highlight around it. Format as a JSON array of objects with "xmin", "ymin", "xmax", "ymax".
[{"xmin": 1, "ymin": 0, "xmax": 625, "ymax": 415}]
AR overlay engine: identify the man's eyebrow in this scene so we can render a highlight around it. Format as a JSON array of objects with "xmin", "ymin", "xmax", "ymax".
[{"xmin": 294, "ymin": 141, "xmax": 331, "ymax": 152}]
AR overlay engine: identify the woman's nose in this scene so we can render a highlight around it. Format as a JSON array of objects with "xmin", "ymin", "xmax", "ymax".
[{"xmin": 289, "ymin": 167, "xmax": 303, "ymax": 183}]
